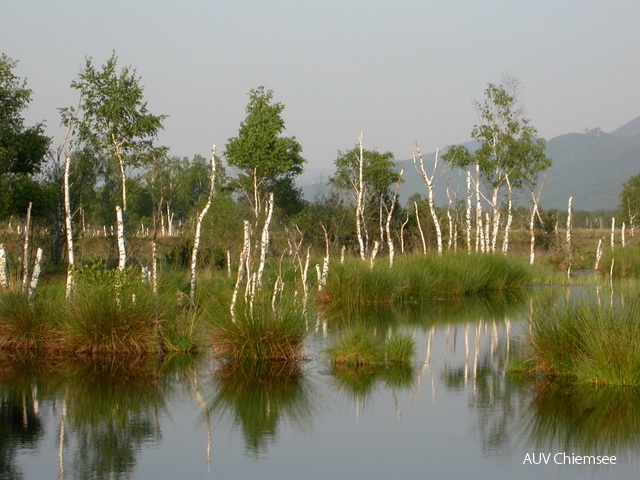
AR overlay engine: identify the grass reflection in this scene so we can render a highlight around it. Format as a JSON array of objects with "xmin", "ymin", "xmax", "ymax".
[
  {"xmin": 209, "ymin": 363, "xmax": 314, "ymax": 456},
  {"xmin": 0, "ymin": 353, "xmax": 186, "ymax": 480},
  {"xmin": 526, "ymin": 382, "xmax": 640, "ymax": 457}
]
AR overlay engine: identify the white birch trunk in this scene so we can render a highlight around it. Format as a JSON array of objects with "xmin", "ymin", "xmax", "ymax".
[
  {"xmin": 529, "ymin": 202, "xmax": 538, "ymax": 265},
  {"xmin": 255, "ymin": 192, "xmax": 274, "ymax": 292},
  {"xmin": 446, "ymin": 182, "xmax": 453, "ymax": 251},
  {"xmin": 501, "ymin": 176, "xmax": 513, "ymax": 254},
  {"xmin": 167, "ymin": 203, "xmax": 174, "ymax": 237},
  {"xmin": 622, "ymin": 222, "xmax": 626, "ymax": 247},
  {"xmin": 0, "ymin": 243, "xmax": 7, "ymax": 291},
  {"xmin": 226, "ymin": 249, "xmax": 232, "ymax": 278},
  {"xmin": 400, "ymin": 215, "xmax": 409, "ymax": 254},
  {"xmin": 151, "ymin": 240, "xmax": 158, "ymax": 295},
  {"xmin": 386, "ymin": 166, "xmax": 404, "ymax": 267},
  {"xmin": 28, "ymin": 247, "xmax": 43, "ymax": 302},
  {"xmin": 413, "ymin": 145, "xmax": 442, "ymax": 254},
  {"xmin": 64, "ymin": 151, "xmax": 75, "ymax": 299},
  {"xmin": 189, "ymin": 145, "xmax": 217, "ymax": 299},
  {"xmin": 414, "ymin": 201, "xmax": 427, "ymax": 255},
  {"xmin": 566, "ymin": 196, "xmax": 573, "ymax": 276},
  {"xmin": 490, "ymin": 186, "xmax": 500, "ymax": 254},
  {"xmin": 230, "ymin": 220, "xmax": 251, "ymax": 321},
  {"xmin": 356, "ymin": 132, "xmax": 366, "ymax": 260},
  {"xmin": 116, "ymin": 206, "xmax": 126, "ymax": 272},
  {"xmin": 320, "ymin": 224, "xmax": 330, "ymax": 289},
  {"xmin": 369, "ymin": 240, "xmax": 380, "ymax": 270},
  {"xmin": 21, "ymin": 202, "xmax": 32, "ymax": 293},
  {"xmin": 595, "ymin": 238, "xmax": 603, "ymax": 271},
  {"xmin": 340, "ymin": 245, "xmax": 346, "ymax": 264},
  {"xmin": 611, "ymin": 217, "xmax": 615, "ymax": 250},
  {"xmin": 466, "ymin": 170, "xmax": 472, "ymax": 253},
  {"xmin": 475, "ymin": 162, "xmax": 482, "ymax": 252},
  {"xmin": 528, "ymin": 175, "xmax": 547, "ymax": 265},
  {"xmin": 301, "ymin": 248, "xmax": 310, "ymax": 315}
]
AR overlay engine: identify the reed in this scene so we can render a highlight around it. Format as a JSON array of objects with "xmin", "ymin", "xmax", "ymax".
[
  {"xmin": 320, "ymin": 253, "xmax": 532, "ymax": 308},
  {"xmin": 57, "ymin": 266, "xmax": 163, "ymax": 356},
  {"xmin": 385, "ymin": 333, "xmax": 415, "ymax": 365},
  {"xmin": 526, "ymin": 302, "xmax": 640, "ymax": 386},
  {"xmin": 0, "ymin": 292, "xmax": 52, "ymax": 351},
  {"xmin": 600, "ymin": 245, "xmax": 640, "ymax": 279},
  {"xmin": 326, "ymin": 327, "xmax": 415, "ymax": 367},
  {"xmin": 210, "ymin": 298, "xmax": 308, "ymax": 365}
]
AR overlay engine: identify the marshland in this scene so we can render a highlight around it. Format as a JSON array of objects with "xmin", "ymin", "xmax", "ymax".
[{"xmin": 3, "ymin": 54, "xmax": 640, "ymax": 478}]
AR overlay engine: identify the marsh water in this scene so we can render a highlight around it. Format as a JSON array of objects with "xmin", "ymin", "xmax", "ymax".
[{"xmin": 2, "ymin": 288, "xmax": 639, "ymax": 480}]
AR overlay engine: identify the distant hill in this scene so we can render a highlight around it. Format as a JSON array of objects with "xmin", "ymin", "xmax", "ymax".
[
  {"xmin": 299, "ymin": 117, "xmax": 640, "ymax": 212},
  {"xmin": 610, "ymin": 115, "xmax": 640, "ymax": 138}
]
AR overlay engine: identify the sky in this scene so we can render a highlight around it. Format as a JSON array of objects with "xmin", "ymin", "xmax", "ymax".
[{"xmin": 3, "ymin": 0, "xmax": 640, "ymax": 171}]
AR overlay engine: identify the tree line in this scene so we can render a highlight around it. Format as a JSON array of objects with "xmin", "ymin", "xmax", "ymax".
[{"xmin": 2, "ymin": 51, "xmax": 633, "ymax": 272}]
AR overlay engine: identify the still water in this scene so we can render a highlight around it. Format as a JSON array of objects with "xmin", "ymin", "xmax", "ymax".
[{"xmin": 2, "ymin": 290, "xmax": 639, "ymax": 479}]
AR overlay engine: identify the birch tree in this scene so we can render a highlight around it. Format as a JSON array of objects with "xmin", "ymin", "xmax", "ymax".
[
  {"xmin": 225, "ymin": 86, "xmax": 305, "ymax": 218},
  {"xmin": 71, "ymin": 51, "xmax": 166, "ymax": 266},
  {"xmin": 412, "ymin": 144, "xmax": 443, "ymax": 255},
  {"xmin": 443, "ymin": 75, "xmax": 551, "ymax": 253},
  {"xmin": 189, "ymin": 146, "xmax": 217, "ymax": 299},
  {"xmin": 332, "ymin": 135, "xmax": 400, "ymax": 260}
]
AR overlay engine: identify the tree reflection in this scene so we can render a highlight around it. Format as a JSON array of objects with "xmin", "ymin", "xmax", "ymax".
[
  {"xmin": 63, "ymin": 357, "xmax": 169, "ymax": 479},
  {"xmin": 209, "ymin": 363, "xmax": 314, "ymax": 456},
  {"xmin": 0, "ymin": 353, "xmax": 182, "ymax": 479}
]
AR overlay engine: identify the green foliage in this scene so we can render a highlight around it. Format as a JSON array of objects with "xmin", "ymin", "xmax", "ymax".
[
  {"xmin": 0, "ymin": 292, "xmax": 51, "ymax": 351},
  {"xmin": 225, "ymin": 86, "xmax": 306, "ymax": 215},
  {"xmin": 320, "ymin": 253, "xmax": 532, "ymax": 309},
  {"xmin": 618, "ymin": 172, "xmax": 640, "ymax": 222},
  {"xmin": 326, "ymin": 327, "xmax": 415, "ymax": 367},
  {"xmin": 526, "ymin": 302, "xmax": 640, "ymax": 386},
  {"xmin": 0, "ymin": 53, "xmax": 51, "ymax": 178},
  {"xmin": 71, "ymin": 51, "xmax": 167, "ymax": 211},
  {"xmin": 210, "ymin": 297, "xmax": 308, "ymax": 365},
  {"xmin": 331, "ymin": 145, "xmax": 399, "ymax": 199},
  {"xmin": 443, "ymin": 75, "xmax": 551, "ymax": 192},
  {"xmin": 600, "ymin": 246, "xmax": 640, "ymax": 279}
]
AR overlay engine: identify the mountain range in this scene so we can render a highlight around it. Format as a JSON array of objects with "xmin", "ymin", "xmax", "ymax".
[{"xmin": 299, "ymin": 115, "xmax": 640, "ymax": 212}]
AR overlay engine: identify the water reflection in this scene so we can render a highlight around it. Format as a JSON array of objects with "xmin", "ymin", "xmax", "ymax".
[
  {"xmin": 0, "ymin": 354, "xmax": 191, "ymax": 480},
  {"xmin": 0, "ymin": 359, "xmax": 44, "ymax": 480},
  {"xmin": 208, "ymin": 363, "xmax": 314, "ymax": 457},
  {"xmin": 525, "ymin": 382, "xmax": 640, "ymax": 457}
]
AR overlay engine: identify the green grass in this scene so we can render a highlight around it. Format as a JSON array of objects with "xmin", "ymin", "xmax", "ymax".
[
  {"xmin": 525, "ymin": 301, "xmax": 640, "ymax": 386},
  {"xmin": 319, "ymin": 253, "xmax": 533, "ymax": 309},
  {"xmin": 210, "ymin": 298, "xmax": 309, "ymax": 365},
  {"xmin": 326, "ymin": 327, "xmax": 415, "ymax": 367},
  {"xmin": 0, "ymin": 292, "xmax": 52, "ymax": 351},
  {"xmin": 600, "ymin": 245, "xmax": 640, "ymax": 279}
]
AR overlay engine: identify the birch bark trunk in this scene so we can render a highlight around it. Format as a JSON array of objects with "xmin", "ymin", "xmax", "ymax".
[
  {"xmin": 413, "ymin": 145, "xmax": 442, "ymax": 254},
  {"xmin": 21, "ymin": 202, "xmax": 32, "ymax": 293},
  {"xmin": 64, "ymin": 150, "xmax": 75, "ymax": 298},
  {"xmin": 0, "ymin": 243, "xmax": 7, "ymax": 291},
  {"xmin": 190, "ymin": 146, "xmax": 217, "ymax": 299}
]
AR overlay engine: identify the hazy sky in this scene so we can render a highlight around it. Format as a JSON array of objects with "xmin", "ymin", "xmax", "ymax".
[{"xmin": 3, "ymin": 0, "xmax": 640, "ymax": 169}]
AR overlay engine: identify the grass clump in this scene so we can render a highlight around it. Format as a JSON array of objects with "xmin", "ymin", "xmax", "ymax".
[
  {"xmin": 320, "ymin": 253, "xmax": 532, "ymax": 309},
  {"xmin": 525, "ymin": 302, "xmax": 640, "ymax": 386},
  {"xmin": 0, "ymin": 292, "xmax": 52, "ymax": 351},
  {"xmin": 57, "ymin": 263, "xmax": 163, "ymax": 356},
  {"xmin": 210, "ymin": 299, "xmax": 308, "ymax": 366},
  {"xmin": 326, "ymin": 328, "xmax": 415, "ymax": 367}
]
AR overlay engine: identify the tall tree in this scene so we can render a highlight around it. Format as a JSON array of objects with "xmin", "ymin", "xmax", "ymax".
[
  {"xmin": 0, "ymin": 53, "xmax": 51, "ymax": 218},
  {"xmin": 443, "ymin": 75, "xmax": 551, "ymax": 252},
  {"xmin": 331, "ymin": 139, "xmax": 400, "ymax": 258},
  {"xmin": 71, "ymin": 52, "xmax": 166, "ymax": 269},
  {"xmin": 71, "ymin": 51, "xmax": 167, "ymax": 218},
  {"xmin": 225, "ymin": 86, "xmax": 305, "ymax": 217}
]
